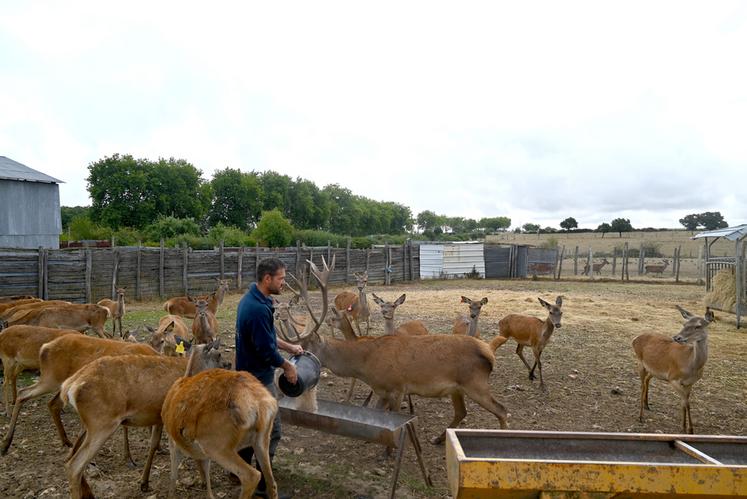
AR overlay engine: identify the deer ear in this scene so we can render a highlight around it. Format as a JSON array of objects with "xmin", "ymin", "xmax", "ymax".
[
  {"xmin": 395, "ymin": 294, "xmax": 407, "ymax": 306},
  {"xmin": 481, "ymin": 297, "xmax": 488, "ymax": 305},
  {"xmin": 372, "ymin": 293, "xmax": 384, "ymax": 305},
  {"xmin": 704, "ymin": 308, "xmax": 715, "ymax": 323},
  {"xmin": 675, "ymin": 305, "xmax": 694, "ymax": 320},
  {"xmin": 555, "ymin": 296, "xmax": 563, "ymax": 307},
  {"xmin": 538, "ymin": 298, "xmax": 551, "ymax": 309},
  {"xmin": 460, "ymin": 296, "xmax": 470, "ymax": 303}
]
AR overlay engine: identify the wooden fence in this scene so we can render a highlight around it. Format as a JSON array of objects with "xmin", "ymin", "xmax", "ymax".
[{"xmin": 0, "ymin": 241, "xmax": 420, "ymax": 303}]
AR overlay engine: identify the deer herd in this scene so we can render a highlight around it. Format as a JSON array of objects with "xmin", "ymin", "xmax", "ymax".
[{"xmin": 0, "ymin": 263, "xmax": 722, "ymax": 498}]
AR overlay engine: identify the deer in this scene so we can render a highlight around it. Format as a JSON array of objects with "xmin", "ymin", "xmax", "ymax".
[
  {"xmin": 191, "ymin": 296, "xmax": 219, "ymax": 344},
  {"xmin": 0, "ymin": 294, "xmax": 35, "ymax": 303},
  {"xmin": 1, "ymin": 303, "xmax": 110, "ymax": 338},
  {"xmin": 371, "ymin": 293, "xmax": 429, "ymax": 336},
  {"xmin": 0, "ymin": 334, "xmax": 159, "ymax": 459},
  {"xmin": 0, "ymin": 325, "xmax": 81, "ymax": 415},
  {"xmin": 97, "ymin": 287, "xmax": 126, "ymax": 337},
  {"xmin": 162, "ymin": 364, "xmax": 279, "ymax": 499},
  {"xmin": 163, "ymin": 278, "xmax": 231, "ymax": 318},
  {"xmin": 60, "ymin": 340, "xmax": 230, "ymax": 498},
  {"xmin": 0, "ymin": 297, "xmax": 42, "ymax": 314},
  {"xmin": 452, "ymin": 296, "xmax": 488, "ymax": 338},
  {"xmin": 334, "ymin": 271, "xmax": 371, "ymax": 336},
  {"xmin": 281, "ymin": 258, "xmax": 509, "ymax": 445},
  {"xmin": 632, "ymin": 306, "xmax": 714, "ymax": 434},
  {"xmin": 0, "ymin": 299, "xmax": 71, "ymax": 324},
  {"xmin": 489, "ymin": 296, "xmax": 564, "ymax": 391},
  {"xmin": 645, "ymin": 259, "xmax": 670, "ymax": 277},
  {"xmin": 582, "ymin": 258, "xmax": 610, "ymax": 276}
]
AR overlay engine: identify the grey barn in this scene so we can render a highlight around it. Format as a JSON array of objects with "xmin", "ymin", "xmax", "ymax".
[{"xmin": 0, "ymin": 156, "xmax": 63, "ymax": 249}]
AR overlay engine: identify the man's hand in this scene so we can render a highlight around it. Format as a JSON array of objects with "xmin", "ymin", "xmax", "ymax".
[
  {"xmin": 286, "ymin": 343, "xmax": 303, "ymax": 356},
  {"xmin": 282, "ymin": 361, "xmax": 298, "ymax": 385}
]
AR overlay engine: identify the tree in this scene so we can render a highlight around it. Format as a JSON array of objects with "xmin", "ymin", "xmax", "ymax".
[
  {"xmin": 143, "ymin": 215, "xmax": 200, "ymax": 241},
  {"xmin": 596, "ymin": 222, "xmax": 612, "ymax": 237},
  {"xmin": 259, "ymin": 171, "xmax": 293, "ymax": 216},
  {"xmin": 478, "ymin": 216, "xmax": 511, "ymax": 232},
  {"xmin": 560, "ymin": 217, "xmax": 578, "ymax": 231},
  {"xmin": 149, "ymin": 157, "xmax": 207, "ymax": 220},
  {"xmin": 699, "ymin": 211, "xmax": 728, "ymax": 230},
  {"xmin": 416, "ymin": 210, "xmax": 439, "ymax": 232},
  {"xmin": 60, "ymin": 206, "xmax": 91, "ymax": 230},
  {"xmin": 610, "ymin": 218, "xmax": 633, "ymax": 237},
  {"xmin": 522, "ymin": 223, "xmax": 540, "ymax": 233},
  {"xmin": 679, "ymin": 214, "xmax": 700, "ymax": 231},
  {"xmin": 208, "ymin": 168, "xmax": 263, "ymax": 230},
  {"xmin": 87, "ymin": 154, "xmax": 155, "ymax": 229},
  {"xmin": 253, "ymin": 209, "xmax": 294, "ymax": 247}
]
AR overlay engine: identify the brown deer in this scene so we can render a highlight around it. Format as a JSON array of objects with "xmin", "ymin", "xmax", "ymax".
[
  {"xmin": 162, "ymin": 368, "xmax": 279, "ymax": 499},
  {"xmin": 334, "ymin": 271, "xmax": 371, "ymax": 336},
  {"xmin": 0, "ymin": 299, "xmax": 70, "ymax": 324},
  {"xmin": 582, "ymin": 258, "xmax": 610, "ymax": 276},
  {"xmin": 452, "ymin": 296, "xmax": 488, "ymax": 337},
  {"xmin": 0, "ymin": 335, "xmax": 158, "ymax": 457},
  {"xmin": 490, "ymin": 296, "xmax": 564, "ymax": 390},
  {"xmin": 371, "ymin": 293, "xmax": 429, "ymax": 336},
  {"xmin": 0, "ymin": 295, "xmax": 35, "ymax": 303},
  {"xmin": 163, "ymin": 278, "xmax": 231, "ymax": 318},
  {"xmin": 0, "ymin": 325, "xmax": 81, "ymax": 415},
  {"xmin": 2, "ymin": 303, "xmax": 110, "ymax": 338},
  {"xmin": 191, "ymin": 296, "xmax": 218, "ymax": 344},
  {"xmin": 61, "ymin": 341, "xmax": 230, "ymax": 498},
  {"xmin": 97, "ymin": 287, "xmax": 126, "ymax": 337},
  {"xmin": 281, "ymin": 259, "xmax": 508, "ymax": 445},
  {"xmin": 632, "ymin": 306, "xmax": 714, "ymax": 434},
  {"xmin": 645, "ymin": 259, "xmax": 670, "ymax": 277},
  {"xmin": 0, "ymin": 298, "xmax": 41, "ymax": 314}
]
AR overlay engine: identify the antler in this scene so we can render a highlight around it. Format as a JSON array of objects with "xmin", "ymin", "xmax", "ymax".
[{"xmin": 285, "ymin": 255, "xmax": 335, "ymax": 339}]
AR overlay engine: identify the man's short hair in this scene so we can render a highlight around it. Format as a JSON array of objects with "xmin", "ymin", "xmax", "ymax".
[{"xmin": 257, "ymin": 257, "xmax": 286, "ymax": 282}]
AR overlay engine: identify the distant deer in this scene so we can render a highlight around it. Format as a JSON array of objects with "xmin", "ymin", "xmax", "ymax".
[
  {"xmin": 645, "ymin": 259, "xmax": 670, "ymax": 277},
  {"xmin": 162, "ymin": 364, "xmax": 279, "ymax": 498},
  {"xmin": 281, "ymin": 258, "xmax": 508, "ymax": 445},
  {"xmin": 582, "ymin": 258, "xmax": 610, "ymax": 276},
  {"xmin": 0, "ymin": 325, "xmax": 81, "ymax": 415},
  {"xmin": 632, "ymin": 306, "xmax": 714, "ymax": 434},
  {"xmin": 61, "ymin": 341, "xmax": 229, "ymax": 498},
  {"xmin": 452, "ymin": 296, "xmax": 488, "ymax": 337},
  {"xmin": 0, "ymin": 299, "xmax": 70, "ymax": 324},
  {"xmin": 97, "ymin": 287, "xmax": 126, "ymax": 337},
  {"xmin": 0, "ymin": 298, "xmax": 41, "ymax": 314},
  {"xmin": 371, "ymin": 293, "xmax": 429, "ymax": 336},
  {"xmin": 0, "ymin": 335, "xmax": 158, "ymax": 457},
  {"xmin": 191, "ymin": 296, "xmax": 219, "ymax": 344},
  {"xmin": 334, "ymin": 271, "xmax": 371, "ymax": 336},
  {"xmin": 490, "ymin": 296, "xmax": 564, "ymax": 390},
  {"xmin": 163, "ymin": 278, "xmax": 231, "ymax": 318},
  {"xmin": 0, "ymin": 295, "xmax": 35, "ymax": 303}
]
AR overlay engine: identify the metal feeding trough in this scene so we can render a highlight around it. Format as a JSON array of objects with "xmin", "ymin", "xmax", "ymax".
[
  {"xmin": 446, "ymin": 429, "xmax": 747, "ymax": 498},
  {"xmin": 278, "ymin": 397, "xmax": 433, "ymax": 498}
]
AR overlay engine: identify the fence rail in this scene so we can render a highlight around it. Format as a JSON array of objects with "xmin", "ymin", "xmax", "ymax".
[{"xmin": 0, "ymin": 241, "xmax": 420, "ymax": 303}]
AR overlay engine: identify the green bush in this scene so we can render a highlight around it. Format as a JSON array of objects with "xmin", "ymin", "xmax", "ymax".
[
  {"xmin": 143, "ymin": 216, "xmax": 200, "ymax": 241},
  {"xmin": 69, "ymin": 216, "xmax": 112, "ymax": 241},
  {"xmin": 253, "ymin": 209, "xmax": 295, "ymax": 248},
  {"xmin": 207, "ymin": 223, "xmax": 254, "ymax": 247},
  {"xmin": 293, "ymin": 229, "xmax": 346, "ymax": 248},
  {"xmin": 112, "ymin": 227, "xmax": 142, "ymax": 246}
]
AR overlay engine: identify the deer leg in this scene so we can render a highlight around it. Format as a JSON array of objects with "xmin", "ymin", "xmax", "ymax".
[
  {"xmin": 2, "ymin": 362, "xmax": 19, "ymax": 415},
  {"xmin": 48, "ymin": 391, "xmax": 73, "ymax": 447},
  {"xmin": 362, "ymin": 389, "xmax": 375, "ymax": 408},
  {"xmin": 638, "ymin": 367, "xmax": 649, "ymax": 422},
  {"xmin": 66, "ymin": 430, "xmax": 86, "ymax": 463},
  {"xmin": 679, "ymin": 385, "xmax": 694, "ymax": 434},
  {"xmin": 195, "ymin": 459, "xmax": 214, "ymax": 499},
  {"xmin": 516, "ymin": 345, "xmax": 533, "ymax": 377},
  {"xmin": 64, "ymin": 421, "xmax": 119, "ymax": 499},
  {"xmin": 122, "ymin": 426, "xmax": 137, "ymax": 468},
  {"xmin": 642, "ymin": 372, "xmax": 653, "ymax": 410},
  {"xmin": 1, "ymin": 379, "xmax": 54, "ymax": 454},
  {"xmin": 139, "ymin": 424, "xmax": 162, "ymax": 492},
  {"xmin": 407, "ymin": 394, "xmax": 415, "ymax": 415},
  {"xmin": 167, "ymin": 439, "xmax": 185, "ymax": 499},
  {"xmin": 250, "ymin": 422, "xmax": 278, "ymax": 499},
  {"xmin": 492, "ymin": 335, "xmax": 509, "ymax": 349},
  {"xmin": 209, "ymin": 447, "xmax": 263, "ymax": 499},
  {"xmin": 345, "ymin": 378, "xmax": 358, "ymax": 403},
  {"xmin": 431, "ymin": 393, "xmax": 467, "ymax": 445}
]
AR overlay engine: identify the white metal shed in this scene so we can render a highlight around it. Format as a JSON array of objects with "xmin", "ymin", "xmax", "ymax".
[{"xmin": 419, "ymin": 242, "xmax": 485, "ymax": 279}]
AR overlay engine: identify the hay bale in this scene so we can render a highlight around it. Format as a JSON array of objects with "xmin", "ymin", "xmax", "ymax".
[{"xmin": 705, "ymin": 268, "xmax": 737, "ymax": 312}]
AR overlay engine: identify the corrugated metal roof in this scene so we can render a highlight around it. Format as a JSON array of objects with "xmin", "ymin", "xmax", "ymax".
[
  {"xmin": 0, "ymin": 156, "xmax": 63, "ymax": 184},
  {"xmin": 692, "ymin": 224, "xmax": 747, "ymax": 242}
]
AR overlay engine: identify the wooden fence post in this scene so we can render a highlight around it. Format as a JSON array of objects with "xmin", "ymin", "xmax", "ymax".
[
  {"xmin": 85, "ymin": 249, "xmax": 92, "ymax": 303},
  {"xmin": 136, "ymin": 242, "xmax": 142, "ymax": 301},
  {"xmin": 573, "ymin": 246, "xmax": 579, "ymax": 275},
  {"xmin": 402, "ymin": 241, "xmax": 407, "ymax": 281},
  {"xmin": 219, "ymin": 240, "xmax": 225, "ymax": 280},
  {"xmin": 409, "ymin": 239, "xmax": 414, "ymax": 281},
  {"xmin": 182, "ymin": 244, "xmax": 189, "ymax": 295},
  {"xmin": 295, "ymin": 240, "xmax": 301, "ymax": 275},
  {"xmin": 111, "ymin": 248, "xmax": 119, "ymax": 300},
  {"xmin": 366, "ymin": 248, "xmax": 370, "ymax": 274},
  {"xmin": 237, "ymin": 246, "xmax": 244, "ymax": 290},
  {"xmin": 37, "ymin": 246, "xmax": 44, "ymax": 299},
  {"xmin": 612, "ymin": 249, "xmax": 617, "ymax": 276},
  {"xmin": 159, "ymin": 239, "xmax": 165, "ymax": 299},
  {"xmin": 327, "ymin": 241, "xmax": 331, "ymax": 264},
  {"xmin": 588, "ymin": 248, "xmax": 594, "ymax": 280},
  {"xmin": 556, "ymin": 245, "xmax": 565, "ymax": 280},
  {"xmin": 385, "ymin": 243, "xmax": 391, "ymax": 285},
  {"xmin": 255, "ymin": 242, "xmax": 260, "ymax": 282},
  {"xmin": 624, "ymin": 242, "xmax": 630, "ymax": 281},
  {"xmin": 638, "ymin": 243, "xmax": 645, "ymax": 275},
  {"xmin": 346, "ymin": 238, "xmax": 351, "ymax": 283}
]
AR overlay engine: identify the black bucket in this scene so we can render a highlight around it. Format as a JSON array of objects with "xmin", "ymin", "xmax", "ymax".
[{"xmin": 278, "ymin": 352, "xmax": 321, "ymax": 397}]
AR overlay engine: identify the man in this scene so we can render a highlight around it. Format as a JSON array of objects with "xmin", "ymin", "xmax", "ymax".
[{"xmin": 236, "ymin": 257, "xmax": 302, "ymax": 499}]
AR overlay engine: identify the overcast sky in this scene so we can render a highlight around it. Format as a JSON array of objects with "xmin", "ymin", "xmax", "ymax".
[{"xmin": 2, "ymin": 1, "xmax": 745, "ymax": 230}]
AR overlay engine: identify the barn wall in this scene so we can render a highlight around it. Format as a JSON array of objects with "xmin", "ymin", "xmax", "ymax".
[{"xmin": 0, "ymin": 180, "xmax": 61, "ymax": 249}]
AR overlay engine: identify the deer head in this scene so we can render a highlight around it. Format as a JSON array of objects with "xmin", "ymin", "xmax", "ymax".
[
  {"xmin": 461, "ymin": 296, "xmax": 488, "ymax": 319},
  {"xmin": 673, "ymin": 306, "xmax": 713, "ymax": 344},
  {"xmin": 371, "ymin": 293, "xmax": 406, "ymax": 320},
  {"xmin": 538, "ymin": 296, "xmax": 563, "ymax": 329},
  {"xmin": 353, "ymin": 271, "xmax": 368, "ymax": 292},
  {"xmin": 184, "ymin": 338, "xmax": 231, "ymax": 376},
  {"xmin": 279, "ymin": 255, "xmax": 335, "ymax": 344}
]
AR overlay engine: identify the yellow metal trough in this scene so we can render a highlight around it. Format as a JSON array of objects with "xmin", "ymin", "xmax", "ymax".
[{"xmin": 446, "ymin": 429, "xmax": 747, "ymax": 498}]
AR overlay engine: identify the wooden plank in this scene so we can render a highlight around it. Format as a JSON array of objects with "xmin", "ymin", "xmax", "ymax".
[
  {"xmin": 182, "ymin": 245, "xmax": 189, "ymax": 294},
  {"xmin": 111, "ymin": 249, "xmax": 119, "ymax": 300},
  {"xmin": 219, "ymin": 240, "xmax": 224, "ymax": 280},
  {"xmin": 85, "ymin": 249, "xmax": 92, "ymax": 303},
  {"xmin": 573, "ymin": 246, "xmax": 579, "ymax": 275},
  {"xmin": 346, "ymin": 238, "xmax": 351, "ymax": 283},
  {"xmin": 255, "ymin": 242, "xmax": 260, "ymax": 279},
  {"xmin": 237, "ymin": 246, "xmax": 243, "ymax": 290},
  {"xmin": 159, "ymin": 239, "xmax": 165, "ymax": 299},
  {"xmin": 37, "ymin": 247, "xmax": 44, "ymax": 298},
  {"xmin": 136, "ymin": 243, "xmax": 142, "ymax": 301}
]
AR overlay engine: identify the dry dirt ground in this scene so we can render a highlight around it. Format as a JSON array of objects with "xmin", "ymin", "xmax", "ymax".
[{"xmin": 1, "ymin": 278, "xmax": 746, "ymax": 498}]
